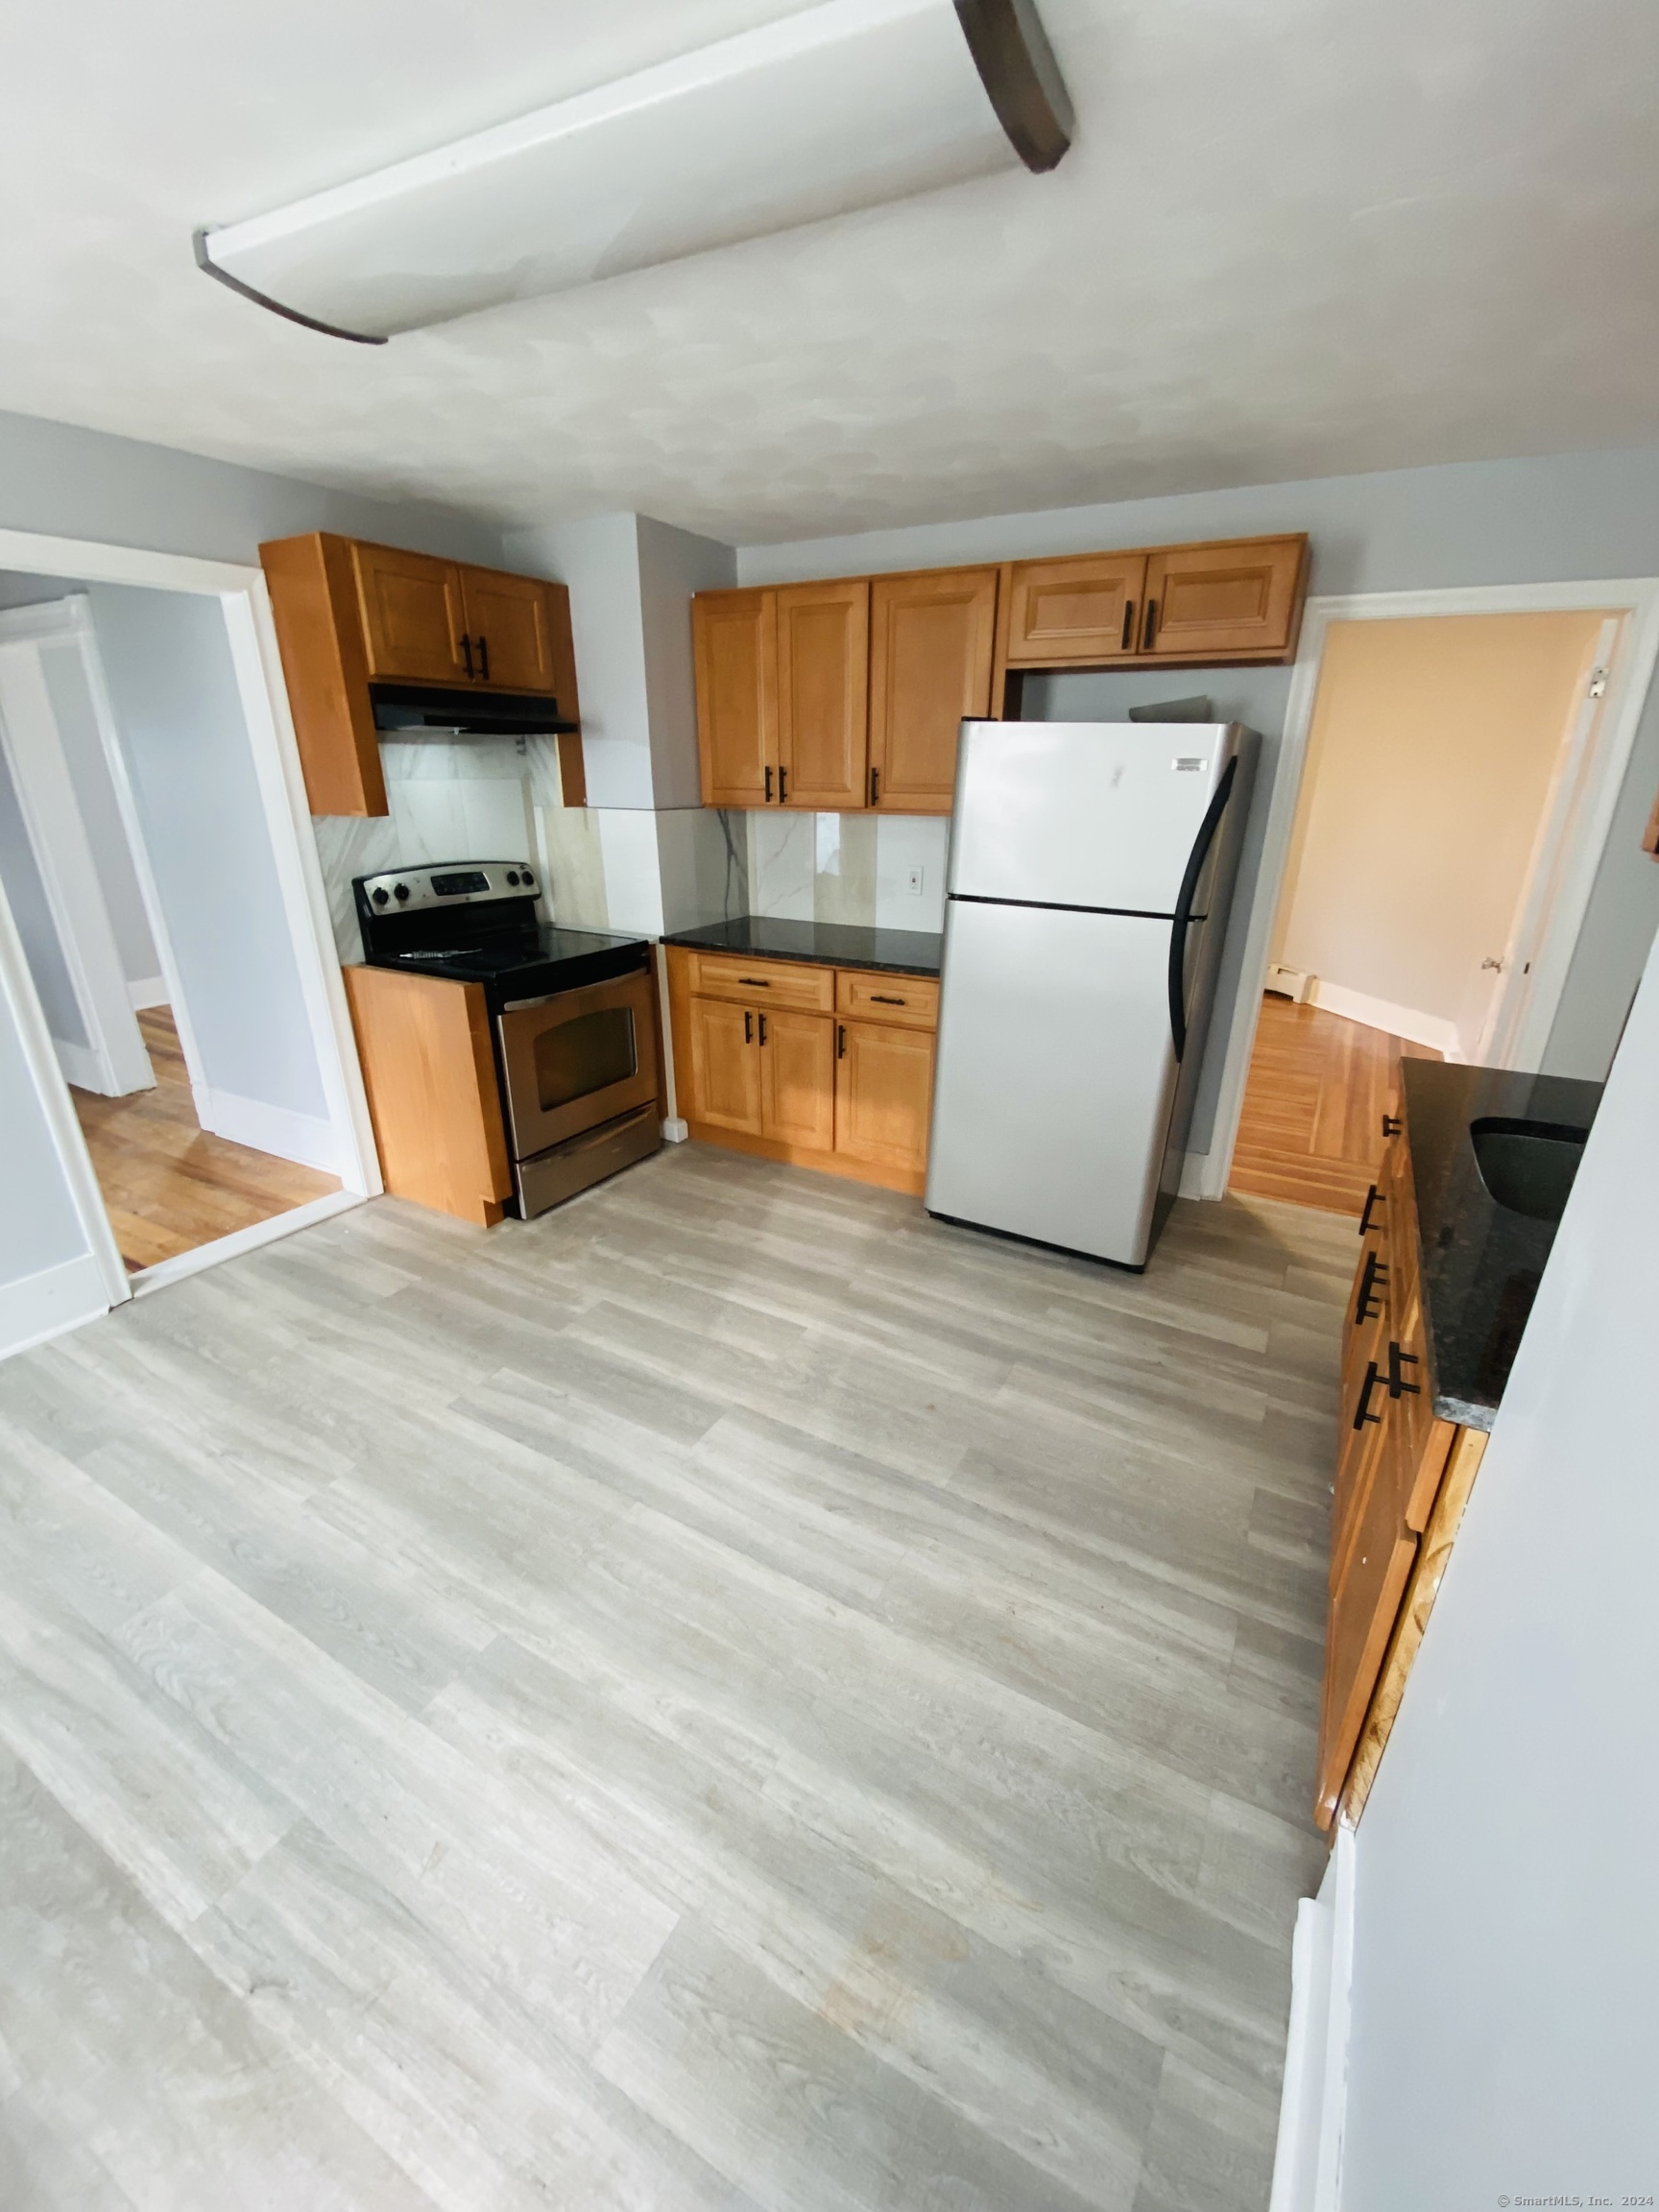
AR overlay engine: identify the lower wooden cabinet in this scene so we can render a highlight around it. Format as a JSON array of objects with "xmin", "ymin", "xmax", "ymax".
[
  {"xmin": 343, "ymin": 965, "xmax": 513, "ymax": 1228},
  {"xmin": 666, "ymin": 948, "xmax": 935, "ymax": 1195}
]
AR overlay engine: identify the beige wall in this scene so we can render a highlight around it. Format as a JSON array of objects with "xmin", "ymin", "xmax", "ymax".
[{"xmin": 1273, "ymin": 612, "xmax": 1609, "ymax": 1055}]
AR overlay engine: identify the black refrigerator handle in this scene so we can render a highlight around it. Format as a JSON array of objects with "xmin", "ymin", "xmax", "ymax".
[{"xmin": 1166, "ymin": 755, "xmax": 1238, "ymax": 1062}]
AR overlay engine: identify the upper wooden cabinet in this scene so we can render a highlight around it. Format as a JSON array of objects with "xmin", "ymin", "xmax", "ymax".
[
  {"xmin": 1003, "ymin": 553, "xmax": 1146, "ymax": 668},
  {"xmin": 260, "ymin": 533, "xmax": 584, "ymax": 817},
  {"xmin": 1141, "ymin": 536, "xmax": 1309, "ymax": 661},
  {"xmin": 693, "ymin": 589, "xmax": 778, "ymax": 808},
  {"xmin": 868, "ymin": 567, "xmax": 998, "ymax": 813},
  {"xmin": 776, "ymin": 581, "xmax": 868, "ymax": 810}
]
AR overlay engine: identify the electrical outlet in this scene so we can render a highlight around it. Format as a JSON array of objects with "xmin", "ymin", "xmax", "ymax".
[{"xmin": 905, "ymin": 865, "xmax": 925, "ymax": 897}]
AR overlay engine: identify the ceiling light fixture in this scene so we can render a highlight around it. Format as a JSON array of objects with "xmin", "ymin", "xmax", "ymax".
[{"xmin": 193, "ymin": 0, "xmax": 1071, "ymax": 346}]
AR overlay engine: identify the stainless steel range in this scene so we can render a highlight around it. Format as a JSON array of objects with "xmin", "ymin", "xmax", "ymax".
[{"xmin": 353, "ymin": 860, "xmax": 661, "ymax": 1217}]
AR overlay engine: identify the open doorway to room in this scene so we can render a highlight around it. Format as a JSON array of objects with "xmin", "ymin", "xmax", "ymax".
[
  {"xmin": 0, "ymin": 563, "xmax": 366, "ymax": 1301},
  {"xmin": 1228, "ymin": 606, "xmax": 1623, "ymax": 1214}
]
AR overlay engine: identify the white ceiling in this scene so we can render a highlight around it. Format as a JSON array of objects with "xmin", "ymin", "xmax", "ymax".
[{"xmin": 3, "ymin": 0, "xmax": 1657, "ymax": 543}]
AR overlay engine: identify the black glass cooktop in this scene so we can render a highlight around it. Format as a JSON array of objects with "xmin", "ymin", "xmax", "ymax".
[{"xmin": 366, "ymin": 924, "xmax": 650, "ymax": 1005}]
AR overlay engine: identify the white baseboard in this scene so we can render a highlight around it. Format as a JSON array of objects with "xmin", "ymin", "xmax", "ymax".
[
  {"xmin": 0, "ymin": 1252, "xmax": 111, "ymax": 1362},
  {"xmin": 1270, "ymin": 1825, "xmax": 1356, "ymax": 2212},
  {"xmin": 196, "ymin": 1087, "xmax": 343, "ymax": 1174},
  {"xmin": 1266, "ymin": 963, "xmax": 1315, "ymax": 1003},
  {"xmin": 1309, "ymin": 980, "xmax": 1460, "ymax": 1060},
  {"xmin": 661, "ymin": 1118, "xmax": 689, "ymax": 1143},
  {"xmin": 52, "ymin": 1035, "xmax": 106, "ymax": 1092},
  {"xmin": 127, "ymin": 974, "xmax": 169, "ymax": 1010}
]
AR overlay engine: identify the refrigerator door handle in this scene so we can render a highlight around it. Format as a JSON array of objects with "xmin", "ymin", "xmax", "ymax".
[{"xmin": 1166, "ymin": 755, "xmax": 1238, "ymax": 1061}]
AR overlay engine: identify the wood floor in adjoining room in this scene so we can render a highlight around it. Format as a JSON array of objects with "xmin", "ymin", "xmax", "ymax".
[
  {"xmin": 1229, "ymin": 994, "xmax": 1440, "ymax": 1217},
  {"xmin": 0, "ymin": 1143, "xmax": 1354, "ymax": 2212},
  {"xmin": 69, "ymin": 1006, "xmax": 340, "ymax": 1272}
]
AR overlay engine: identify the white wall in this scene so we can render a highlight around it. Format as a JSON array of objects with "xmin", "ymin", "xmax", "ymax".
[
  {"xmin": 1335, "ymin": 929, "xmax": 1659, "ymax": 2206},
  {"xmin": 740, "ymin": 445, "xmax": 1659, "ymax": 1123}
]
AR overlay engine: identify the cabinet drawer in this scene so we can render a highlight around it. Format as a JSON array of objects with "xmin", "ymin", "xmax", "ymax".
[
  {"xmin": 688, "ymin": 953, "xmax": 834, "ymax": 1012},
  {"xmin": 835, "ymin": 971, "xmax": 938, "ymax": 1028}
]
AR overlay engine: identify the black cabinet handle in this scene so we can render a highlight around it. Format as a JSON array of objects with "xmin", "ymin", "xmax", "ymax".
[
  {"xmin": 870, "ymin": 994, "xmax": 905, "ymax": 1006},
  {"xmin": 764, "ymin": 766, "xmax": 774, "ymax": 803},
  {"xmin": 1382, "ymin": 1113, "xmax": 1403, "ymax": 1138},
  {"xmin": 758, "ymin": 1013, "xmax": 768, "ymax": 1045},
  {"xmin": 459, "ymin": 635, "xmax": 474, "ymax": 678},
  {"xmin": 1386, "ymin": 1342, "xmax": 1421, "ymax": 1398},
  {"xmin": 1352, "ymin": 1361, "xmax": 1384, "ymax": 1431},
  {"xmin": 870, "ymin": 766, "xmax": 879, "ymax": 805},
  {"xmin": 744, "ymin": 1010, "xmax": 753, "ymax": 1044},
  {"xmin": 1354, "ymin": 1249, "xmax": 1388, "ymax": 1325},
  {"xmin": 1142, "ymin": 598, "xmax": 1158, "ymax": 650},
  {"xmin": 779, "ymin": 765, "xmax": 788, "ymax": 803},
  {"xmin": 477, "ymin": 634, "xmax": 490, "ymax": 682},
  {"xmin": 837, "ymin": 1022, "xmax": 847, "ymax": 1060},
  {"xmin": 738, "ymin": 976, "xmax": 771, "ymax": 987},
  {"xmin": 1358, "ymin": 1184, "xmax": 1386, "ymax": 1237},
  {"xmin": 1120, "ymin": 600, "xmax": 1135, "ymax": 651}
]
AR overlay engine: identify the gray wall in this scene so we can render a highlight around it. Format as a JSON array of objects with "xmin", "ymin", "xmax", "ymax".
[
  {"xmin": 1338, "ymin": 930, "xmax": 1659, "ymax": 2205},
  {"xmin": 0, "ymin": 408, "xmax": 500, "ymax": 1324},
  {"xmin": 740, "ymin": 445, "xmax": 1659, "ymax": 1102},
  {"xmin": 86, "ymin": 585, "xmax": 325, "ymax": 1120},
  {"xmin": 39, "ymin": 629, "xmax": 160, "ymax": 992},
  {"xmin": 0, "ymin": 741, "xmax": 86, "ymax": 1048},
  {"xmin": 637, "ymin": 515, "xmax": 737, "ymax": 810}
]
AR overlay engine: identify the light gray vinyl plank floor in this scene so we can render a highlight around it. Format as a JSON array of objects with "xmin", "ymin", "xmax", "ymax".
[{"xmin": 0, "ymin": 1142, "xmax": 1352, "ymax": 2210}]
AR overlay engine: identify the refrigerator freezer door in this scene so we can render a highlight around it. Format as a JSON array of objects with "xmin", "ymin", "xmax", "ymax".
[
  {"xmin": 948, "ymin": 721, "xmax": 1236, "ymax": 914},
  {"xmin": 925, "ymin": 899, "xmax": 1178, "ymax": 1266}
]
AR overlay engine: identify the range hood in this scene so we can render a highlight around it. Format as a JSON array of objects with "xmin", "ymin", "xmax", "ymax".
[{"xmin": 370, "ymin": 682, "xmax": 579, "ymax": 736}]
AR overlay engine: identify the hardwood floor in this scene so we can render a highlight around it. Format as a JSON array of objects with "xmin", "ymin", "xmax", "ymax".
[
  {"xmin": 69, "ymin": 1008, "xmax": 340, "ymax": 1272},
  {"xmin": 0, "ymin": 1146, "xmax": 1354, "ymax": 2211},
  {"xmin": 1229, "ymin": 994, "xmax": 1440, "ymax": 1217}
]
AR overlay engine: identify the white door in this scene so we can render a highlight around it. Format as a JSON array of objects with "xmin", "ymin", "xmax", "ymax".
[{"xmin": 0, "ymin": 637, "xmax": 154, "ymax": 1095}]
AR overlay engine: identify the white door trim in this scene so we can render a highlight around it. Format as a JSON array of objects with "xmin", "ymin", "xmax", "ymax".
[
  {"xmin": 0, "ymin": 629, "xmax": 155, "ymax": 1095},
  {"xmin": 0, "ymin": 526, "xmax": 382, "ymax": 1345},
  {"xmin": 1197, "ymin": 578, "xmax": 1659, "ymax": 1200}
]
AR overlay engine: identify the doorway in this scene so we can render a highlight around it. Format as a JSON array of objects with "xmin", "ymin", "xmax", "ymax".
[
  {"xmin": 0, "ymin": 533, "xmax": 378, "ymax": 1356},
  {"xmin": 1228, "ymin": 606, "xmax": 1619, "ymax": 1214}
]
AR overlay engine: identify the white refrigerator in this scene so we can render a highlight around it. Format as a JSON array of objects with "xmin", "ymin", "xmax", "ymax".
[{"xmin": 926, "ymin": 720, "xmax": 1256, "ymax": 1269}]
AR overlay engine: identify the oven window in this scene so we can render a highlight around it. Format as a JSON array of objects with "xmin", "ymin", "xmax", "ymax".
[{"xmin": 534, "ymin": 1008, "xmax": 637, "ymax": 1111}]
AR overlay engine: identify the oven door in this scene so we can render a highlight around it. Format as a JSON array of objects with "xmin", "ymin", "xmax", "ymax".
[{"xmin": 495, "ymin": 968, "xmax": 658, "ymax": 1160}]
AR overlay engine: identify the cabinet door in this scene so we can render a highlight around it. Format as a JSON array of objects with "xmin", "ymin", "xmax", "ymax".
[
  {"xmin": 688, "ymin": 998, "xmax": 761, "ymax": 1134},
  {"xmin": 834, "ymin": 1020, "xmax": 934, "ymax": 1174},
  {"xmin": 1003, "ymin": 554, "xmax": 1146, "ymax": 667},
  {"xmin": 1314, "ymin": 1408, "xmax": 1417, "ymax": 1829},
  {"xmin": 694, "ymin": 589, "xmax": 777, "ymax": 807},
  {"xmin": 351, "ymin": 543, "xmax": 468, "ymax": 683},
  {"xmin": 759, "ymin": 1009, "xmax": 835, "ymax": 1150},
  {"xmin": 867, "ymin": 568, "xmax": 998, "ymax": 812},
  {"xmin": 460, "ymin": 568, "xmax": 556, "ymax": 692},
  {"xmin": 776, "ymin": 581, "xmax": 868, "ymax": 809},
  {"xmin": 1141, "ymin": 536, "xmax": 1308, "ymax": 661}
]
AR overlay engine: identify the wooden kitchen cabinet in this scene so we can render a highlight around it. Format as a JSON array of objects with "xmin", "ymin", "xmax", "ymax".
[
  {"xmin": 261, "ymin": 532, "xmax": 586, "ymax": 816},
  {"xmin": 343, "ymin": 965, "xmax": 513, "ymax": 1227},
  {"xmin": 1141, "ymin": 536, "xmax": 1308, "ymax": 662},
  {"xmin": 665, "ymin": 948, "xmax": 937, "ymax": 1195},
  {"xmin": 776, "ymin": 580, "xmax": 869, "ymax": 809},
  {"xmin": 834, "ymin": 1018, "xmax": 934, "ymax": 1176},
  {"xmin": 867, "ymin": 567, "xmax": 998, "ymax": 811},
  {"xmin": 692, "ymin": 588, "xmax": 777, "ymax": 807},
  {"xmin": 1001, "ymin": 552, "xmax": 1146, "ymax": 668}
]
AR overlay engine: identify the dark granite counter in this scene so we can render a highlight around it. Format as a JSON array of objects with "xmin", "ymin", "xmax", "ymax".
[
  {"xmin": 1403, "ymin": 1060, "xmax": 1601, "ymax": 1430},
  {"xmin": 661, "ymin": 916, "xmax": 943, "ymax": 977}
]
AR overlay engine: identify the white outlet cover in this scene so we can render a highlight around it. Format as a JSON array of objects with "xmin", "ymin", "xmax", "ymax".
[{"xmin": 906, "ymin": 865, "xmax": 925, "ymax": 894}]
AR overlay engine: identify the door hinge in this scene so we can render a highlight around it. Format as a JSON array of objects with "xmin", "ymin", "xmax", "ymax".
[{"xmin": 1587, "ymin": 664, "xmax": 1609, "ymax": 699}]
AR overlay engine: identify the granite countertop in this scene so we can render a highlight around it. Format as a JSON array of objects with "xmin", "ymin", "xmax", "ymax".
[
  {"xmin": 661, "ymin": 916, "xmax": 944, "ymax": 977},
  {"xmin": 1403, "ymin": 1059, "xmax": 1601, "ymax": 1430}
]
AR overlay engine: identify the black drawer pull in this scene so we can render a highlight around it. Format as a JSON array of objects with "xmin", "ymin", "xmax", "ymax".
[
  {"xmin": 744, "ymin": 1010, "xmax": 753, "ymax": 1044},
  {"xmin": 869, "ymin": 994, "xmax": 905, "ymax": 1005},
  {"xmin": 1354, "ymin": 1249, "xmax": 1388, "ymax": 1325},
  {"xmin": 1120, "ymin": 600, "xmax": 1135, "ymax": 651},
  {"xmin": 1382, "ymin": 1113, "xmax": 1403, "ymax": 1138},
  {"xmin": 1386, "ymin": 1342, "xmax": 1421, "ymax": 1398},
  {"xmin": 737, "ymin": 976, "xmax": 772, "ymax": 987},
  {"xmin": 1352, "ymin": 1361, "xmax": 1384, "ymax": 1431},
  {"xmin": 1142, "ymin": 597, "xmax": 1158, "ymax": 650},
  {"xmin": 837, "ymin": 1022, "xmax": 847, "ymax": 1060},
  {"xmin": 1358, "ymin": 1183, "xmax": 1386, "ymax": 1237}
]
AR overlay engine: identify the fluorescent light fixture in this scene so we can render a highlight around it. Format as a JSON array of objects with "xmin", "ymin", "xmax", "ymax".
[{"xmin": 194, "ymin": 0, "xmax": 1071, "ymax": 345}]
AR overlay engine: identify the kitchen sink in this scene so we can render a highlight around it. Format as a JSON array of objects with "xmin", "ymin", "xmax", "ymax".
[{"xmin": 1469, "ymin": 1117, "xmax": 1589, "ymax": 1222}]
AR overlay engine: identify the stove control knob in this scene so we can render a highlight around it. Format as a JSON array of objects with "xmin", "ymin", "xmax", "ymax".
[
  {"xmin": 393, "ymin": 882, "xmax": 410, "ymax": 903},
  {"xmin": 372, "ymin": 887, "xmax": 390, "ymax": 907},
  {"xmin": 505, "ymin": 870, "xmax": 520, "ymax": 886}
]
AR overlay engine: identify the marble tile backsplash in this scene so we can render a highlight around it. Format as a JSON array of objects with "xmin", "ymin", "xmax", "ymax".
[{"xmin": 745, "ymin": 810, "xmax": 949, "ymax": 933}]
